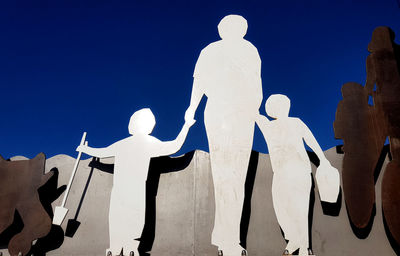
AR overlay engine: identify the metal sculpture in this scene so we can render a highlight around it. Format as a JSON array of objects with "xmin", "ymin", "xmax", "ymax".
[
  {"xmin": 53, "ymin": 132, "xmax": 87, "ymax": 226},
  {"xmin": 185, "ymin": 14, "xmax": 262, "ymax": 256},
  {"xmin": 334, "ymin": 26, "xmax": 400, "ymax": 244},
  {"xmin": 0, "ymin": 153, "xmax": 53, "ymax": 256},
  {"xmin": 257, "ymin": 94, "xmax": 339, "ymax": 256},
  {"xmin": 334, "ymin": 82, "xmax": 385, "ymax": 228},
  {"xmin": 76, "ymin": 108, "xmax": 195, "ymax": 256}
]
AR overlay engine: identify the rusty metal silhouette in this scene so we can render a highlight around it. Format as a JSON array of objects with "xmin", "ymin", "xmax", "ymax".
[
  {"xmin": 0, "ymin": 153, "xmax": 53, "ymax": 256},
  {"xmin": 334, "ymin": 26, "xmax": 400, "ymax": 245}
]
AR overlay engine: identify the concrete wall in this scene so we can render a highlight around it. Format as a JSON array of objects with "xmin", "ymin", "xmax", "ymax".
[{"xmin": 0, "ymin": 148, "xmax": 396, "ymax": 255}]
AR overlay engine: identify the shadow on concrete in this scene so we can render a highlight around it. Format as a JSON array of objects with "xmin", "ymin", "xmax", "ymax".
[
  {"xmin": 65, "ymin": 158, "xmax": 98, "ymax": 238},
  {"xmin": 0, "ymin": 167, "xmax": 66, "ymax": 255},
  {"xmin": 320, "ymin": 189, "xmax": 342, "ymax": 217},
  {"xmin": 87, "ymin": 151, "xmax": 195, "ymax": 256},
  {"xmin": 31, "ymin": 168, "xmax": 66, "ymax": 256},
  {"xmin": 140, "ymin": 151, "xmax": 195, "ymax": 255},
  {"xmin": 383, "ymin": 208, "xmax": 400, "ymax": 255},
  {"xmin": 374, "ymin": 145, "xmax": 390, "ymax": 184},
  {"xmin": 0, "ymin": 211, "xmax": 23, "ymax": 250},
  {"xmin": 240, "ymin": 150, "xmax": 259, "ymax": 249}
]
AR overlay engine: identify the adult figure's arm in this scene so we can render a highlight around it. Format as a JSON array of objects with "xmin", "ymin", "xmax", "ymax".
[
  {"xmin": 255, "ymin": 113, "xmax": 270, "ymax": 130},
  {"xmin": 185, "ymin": 76, "xmax": 205, "ymax": 121},
  {"xmin": 185, "ymin": 46, "xmax": 210, "ymax": 121},
  {"xmin": 253, "ymin": 47, "xmax": 263, "ymax": 110}
]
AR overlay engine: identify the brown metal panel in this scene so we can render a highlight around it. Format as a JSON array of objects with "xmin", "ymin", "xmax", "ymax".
[
  {"xmin": 382, "ymin": 158, "xmax": 400, "ymax": 245},
  {"xmin": 335, "ymin": 26, "xmax": 400, "ymax": 245},
  {"xmin": 334, "ymin": 82, "xmax": 386, "ymax": 228},
  {"xmin": 368, "ymin": 27, "xmax": 400, "ymax": 246},
  {"xmin": 0, "ymin": 153, "xmax": 53, "ymax": 256}
]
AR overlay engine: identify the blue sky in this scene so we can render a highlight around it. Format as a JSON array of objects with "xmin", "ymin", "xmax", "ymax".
[{"xmin": 0, "ymin": 0, "xmax": 399, "ymax": 159}]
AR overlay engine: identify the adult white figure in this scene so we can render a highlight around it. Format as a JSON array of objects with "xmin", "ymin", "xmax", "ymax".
[
  {"xmin": 76, "ymin": 108, "xmax": 195, "ymax": 256},
  {"xmin": 185, "ymin": 15, "xmax": 263, "ymax": 256},
  {"xmin": 256, "ymin": 94, "xmax": 338, "ymax": 256}
]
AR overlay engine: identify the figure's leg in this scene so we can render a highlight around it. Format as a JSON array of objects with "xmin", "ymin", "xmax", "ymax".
[
  {"xmin": 205, "ymin": 111, "xmax": 255, "ymax": 256},
  {"xmin": 124, "ymin": 193, "xmax": 145, "ymax": 256},
  {"xmin": 108, "ymin": 193, "xmax": 123, "ymax": 256},
  {"xmin": 272, "ymin": 174, "xmax": 299, "ymax": 254},
  {"xmin": 208, "ymin": 142, "xmax": 252, "ymax": 256},
  {"xmin": 210, "ymin": 148, "xmax": 250, "ymax": 256},
  {"xmin": 291, "ymin": 175, "xmax": 311, "ymax": 256}
]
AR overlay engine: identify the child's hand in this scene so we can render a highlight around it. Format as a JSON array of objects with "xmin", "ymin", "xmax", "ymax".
[
  {"xmin": 185, "ymin": 118, "xmax": 196, "ymax": 128},
  {"xmin": 319, "ymin": 159, "xmax": 332, "ymax": 168},
  {"xmin": 185, "ymin": 106, "xmax": 195, "ymax": 122},
  {"xmin": 76, "ymin": 144, "xmax": 87, "ymax": 153}
]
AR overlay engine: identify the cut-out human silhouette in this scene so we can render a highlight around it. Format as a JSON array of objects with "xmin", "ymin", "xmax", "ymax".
[
  {"xmin": 334, "ymin": 82, "xmax": 385, "ymax": 229},
  {"xmin": 366, "ymin": 27, "xmax": 400, "ymax": 246},
  {"xmin": 0, "ymin": 153, "xmax": 54, "ymax": 256},
  {"xmin": 334, "ymin": 26, "xmax": 400, "ymax": 245},
  {"xmin": 185, "ymin": 14, "xmax": 262, "ymax": 256},
  {"xmin": 256, "ymin": 94, "xmax": 339, "ymax": 256},
  {"xmin": 76, "ymin": 108, "xmax": 195, "ymax": 256}
]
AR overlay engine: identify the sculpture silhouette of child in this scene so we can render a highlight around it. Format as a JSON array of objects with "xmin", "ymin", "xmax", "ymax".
[
  {"xmin": 76, "ymin": 108, "xmax": 195, "ymax": 256},
  {"xmin": 256, "ymin": 94, "xmax": 334, "ymax": 256}
]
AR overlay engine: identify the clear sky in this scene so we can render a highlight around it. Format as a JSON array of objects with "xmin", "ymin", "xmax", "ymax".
[{"xmin": 1, "ymin": 0, "xmax": 399, "ymax": 159}]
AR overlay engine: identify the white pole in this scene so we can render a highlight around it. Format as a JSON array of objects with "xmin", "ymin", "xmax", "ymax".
[{"xmin": 60, "ymin": 132, "xmax": 87, "ymax": 208}]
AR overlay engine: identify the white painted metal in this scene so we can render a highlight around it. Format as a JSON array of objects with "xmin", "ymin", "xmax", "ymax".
[
  {"xmin": 76, "ymin": 108, "xmax": 195, "ymax": 256},
  {"xmin": 256, "ymin": 94, "xmax": 339, "ymax": 256},
  {"xmin": 185, "ymin": 14, "xmax": 262, "ymax": 256},
  {"xmin": 316, "ymin": 162, "xmax": 340, "ymax": 203},
  {"xmin": 53, "ymin": 132, "xmax": 87, "ymax": 225}
]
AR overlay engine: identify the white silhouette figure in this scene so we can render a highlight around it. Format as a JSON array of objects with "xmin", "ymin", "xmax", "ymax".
[
  {"xmin": 76, "ymin": 108, "xmax": 195, "ymax": 256},
  {"xmin": 256, "ymin": 94, "xmax": 338, "ymax": 256},
  {"xmin": 185, "ymin": 14, "xmax": 262, "ymax": 256}
]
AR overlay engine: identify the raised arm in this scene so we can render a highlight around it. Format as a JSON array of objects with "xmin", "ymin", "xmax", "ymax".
[
  {"xmin": 155, "ymin": 119, "xmax": 196, "ymax": 157},
  {"xmin": 77, "ymin": 143, "xmax": 116, "ymax": 159}
]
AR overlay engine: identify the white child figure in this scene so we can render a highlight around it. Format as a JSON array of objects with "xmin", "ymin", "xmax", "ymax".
[
  {"xmin": 76, "ymin": 108, "xmax": 195, "ymax": 256},
  {"xmin": 256, "ymin": 94, "xmax": 334, "ymax": 256}
]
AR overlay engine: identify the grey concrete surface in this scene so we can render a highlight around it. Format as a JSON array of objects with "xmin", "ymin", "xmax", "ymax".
[{"xmin": 0, "ymin": 148, "xmax": 396, "ymax": 256}]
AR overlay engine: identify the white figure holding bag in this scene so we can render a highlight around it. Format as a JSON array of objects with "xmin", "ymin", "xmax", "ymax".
[
  {"xmin": 256, "ymin": 94, "xmax": 339, "ymax": 256},
  {"xmin": 76, "ymin": 108, "xmax": 195, "ymax": 256}
]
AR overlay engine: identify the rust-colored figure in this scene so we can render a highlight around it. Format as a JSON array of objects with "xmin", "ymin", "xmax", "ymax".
[
  {"xmin": 334, "ymin": 26, "xmax": 400, "ymax": 245},
  {"xmin": 334, "ymin": 82, "xmax": 386, "ymax": 228},
  {"xmin": 366, "ymin": 27, "xmax": 400, "ymax": 244},
  {"xmin": 0, "ymin": 153, "xmax": 53, "ymax": 256}
]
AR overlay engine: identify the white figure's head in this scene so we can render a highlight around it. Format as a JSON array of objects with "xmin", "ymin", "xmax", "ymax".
[
  {"xmin": 128, "ymin": 108, "xmax": 156, "ymax": 135},
  {"xmin": 218, "ymin": 15, "xmax": 248, "ymax": 40},
  {"xmin": 265, "ymin": 94, "xmax": 291, "ymax": 119}
]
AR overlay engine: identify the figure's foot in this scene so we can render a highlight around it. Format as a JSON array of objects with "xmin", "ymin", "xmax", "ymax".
[
  {"xmin": 299, "ymin": 247, "xmax": 308, "ymax": 256},
  {"xmin": 282, "ymin": 249, "xmax": 290, "ymax": 255},
  {"xmin": 129, "ymin": 251, "xmax": 134, "ymax": 256},
  {"xmin": 241, "ymin": 249, "xmax": 247, "ymax": 256},
  {"xmin": 218, "ymin": 250, "xmax": 223, "ymax": 256},
  {"xmin": 106, "ymin": 249, "xmax": 112, "ymax": 256},
  {"xmin": 284, "ymin": 241, "xmax": 297, "ymax": 254},
  {"xmin": 308, "ymin": 248, "xmax": 314, "ymax": 255}
]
